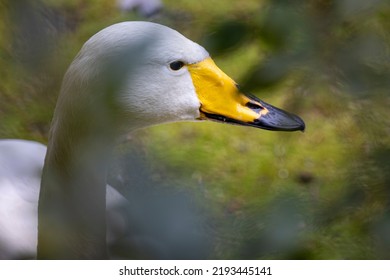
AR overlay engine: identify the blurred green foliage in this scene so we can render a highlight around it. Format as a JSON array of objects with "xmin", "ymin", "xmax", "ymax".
[{"xmin": 1, "ymin": 0, "xmax": 390, "ymax": 259}]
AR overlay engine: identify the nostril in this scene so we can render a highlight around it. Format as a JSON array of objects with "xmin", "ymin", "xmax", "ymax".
[{"xmin": 246, "ymin": 102, "xmax": 264, "ymax": 110}]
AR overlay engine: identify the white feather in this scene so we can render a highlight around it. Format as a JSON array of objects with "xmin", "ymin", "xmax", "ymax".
[{"xmin": 0, "ymin": 22, "xmax": 210, "ymax": 259}]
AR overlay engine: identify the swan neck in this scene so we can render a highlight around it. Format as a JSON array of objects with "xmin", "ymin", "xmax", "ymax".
[{"xmin": 37, "ymin": 116, "xmax": 116, "ymax": 259}]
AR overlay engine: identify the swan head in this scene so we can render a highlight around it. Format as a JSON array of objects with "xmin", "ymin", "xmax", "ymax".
[{"xmin": 59, "ymin": 21, "xmax": 304, "ymax": 133}]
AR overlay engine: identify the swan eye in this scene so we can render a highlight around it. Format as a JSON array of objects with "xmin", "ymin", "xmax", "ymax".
[{"xmin": 169, "ymin": 61, "xmax": 185, "ymax": 71}]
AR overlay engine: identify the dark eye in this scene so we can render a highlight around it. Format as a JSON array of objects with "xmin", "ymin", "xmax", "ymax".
[{"xmin": 169, "ymin": 61, "xmax": 185, "ymax": 71}]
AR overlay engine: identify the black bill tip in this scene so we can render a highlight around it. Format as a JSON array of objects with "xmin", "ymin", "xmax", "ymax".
[
  {"xmin": 254, "ymin": 99, "xmax": 305, "ymax": 132},
  {"xmin": 200, "ymin": 95, "xmax": 305, "ymax": 132}
]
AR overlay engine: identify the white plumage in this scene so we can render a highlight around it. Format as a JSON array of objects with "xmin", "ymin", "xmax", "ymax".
[
  {"xmin": 0, "ymin": 140, "xmax": 44, "ymax": 259},
  {"xmin": 0, "ymin": 140, "xmax": 128, "ymax": 259}
]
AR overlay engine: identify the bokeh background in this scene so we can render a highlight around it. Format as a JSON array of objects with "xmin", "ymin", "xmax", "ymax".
[{"xmin": 1, "ymin": 0, "xmax": 390, "ymax": 259}]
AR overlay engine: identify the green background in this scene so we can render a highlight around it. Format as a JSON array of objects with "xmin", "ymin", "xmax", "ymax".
[{"xmin": 1, "ymin": 0, "xmax": 390, "ymax": 259}]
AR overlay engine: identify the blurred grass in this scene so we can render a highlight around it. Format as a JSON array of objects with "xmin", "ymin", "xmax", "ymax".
[{"xmin": 1, "ymin": 0, "xmax": 390, "ymax": 259}]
